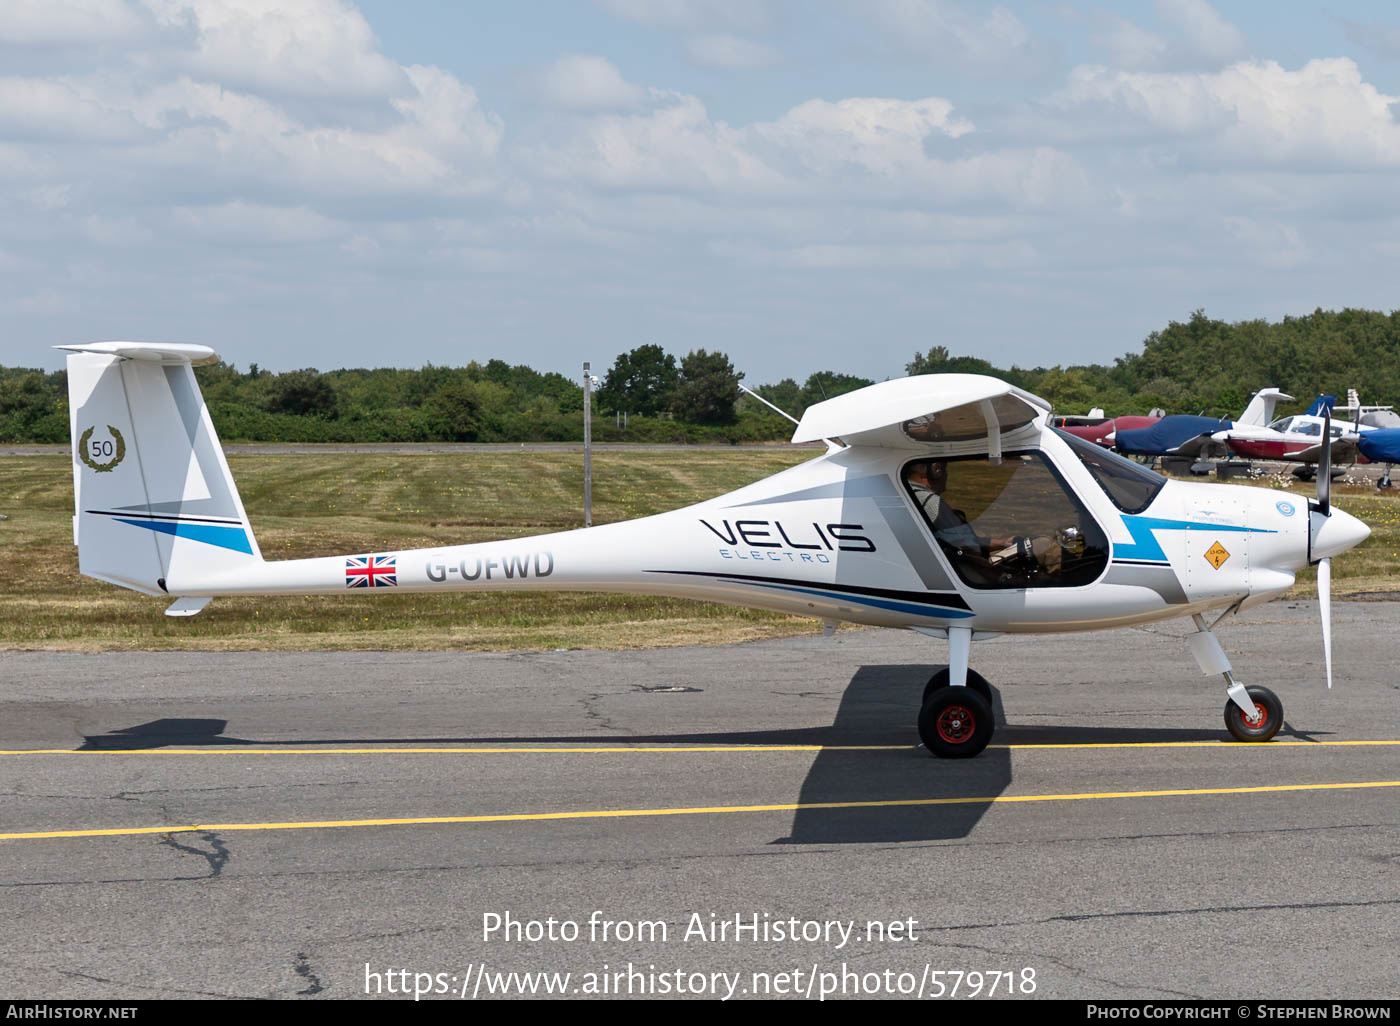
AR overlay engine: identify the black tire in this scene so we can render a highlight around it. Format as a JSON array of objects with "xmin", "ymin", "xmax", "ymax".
[
  {"xmin": 1223, "ymin": 685, "xmax": 1283, "ymax": 742},
  {"xmin": 918, "ymin": 686, "xmax": 994, "ymax": 758},
  {"xmin": 923, "ymin": 668, "xmax": 995, "ymax": 725}
]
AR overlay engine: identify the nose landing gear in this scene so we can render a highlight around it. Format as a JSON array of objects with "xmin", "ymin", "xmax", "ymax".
[
  {"xmin": 1223, "ymin": 684, "xmax": 1283, "ymax": 742},
  {"xmin": 1190, "ymin": 614, "xmax": 1285, "ymax": 743}
]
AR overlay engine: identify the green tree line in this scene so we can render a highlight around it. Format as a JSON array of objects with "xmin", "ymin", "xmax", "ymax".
[{"xmin": 4, "ymin": 308, "xmax": 1399, "ymax": 444}]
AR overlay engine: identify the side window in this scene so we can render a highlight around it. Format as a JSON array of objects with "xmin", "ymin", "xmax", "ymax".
[
  {"xmin": 1296, "ymin": 421, "xmax": 1321, "ymax": 437},
  {"xmin": 1056, "ymin": 428, "xmax": 1166, "ymax": 514},
  {"xmin": 903, "ymin": 453, "xmax": 1109, "ymax": 590}
]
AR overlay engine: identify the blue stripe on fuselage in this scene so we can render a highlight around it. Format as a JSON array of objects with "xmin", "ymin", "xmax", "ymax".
[
  {"xmin": 732, "ymin": 579, "xmax": 974, "ymax": 619},
  {"xmin": 1114, "ymin": 515, "xmax": 1274, "ymax": 564}
]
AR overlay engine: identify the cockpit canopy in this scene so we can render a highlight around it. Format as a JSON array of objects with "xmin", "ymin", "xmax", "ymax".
[
  {"xmin": 1267, "ymin": 416, "xmax": 1346, "ymax": 438},
  {"xmin": 793, "ymin": 374, "xmax": 1049, "ymax": 450}
]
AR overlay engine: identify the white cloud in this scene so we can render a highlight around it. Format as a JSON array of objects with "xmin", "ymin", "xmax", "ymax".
[
  {"xmin": 0, "ymin": 77, "xmax": 150, "ymax": 143},
  {"xmin": 591, "ymin": 0, "xmax": 774, "ymax": 34},
  {"xmin": 171, "ymin": 201, "xmax": 345, "ymax": 244},
  {"xmin": 532, "ymin": 55, "xmax": 652, "ymax": 111},
  {"xmin": 1052, "ymin": 59, "xmax": 1400, "ymax": 169},
  {"xmin": 1096, "ymin": 0, "xmax": 1248, "ymax": 71},
  {"xmin": 685, "ymin": 34, "xmax": 782, "ymax": 70},
  {"xmin": 527, "ymin": 95, "xmax": 782, "ymax": 191},
  {"xmin": 0, "ymin": 0, "xmax": 150, "ymax": 45},
  {"xmin": 1158, "ymin": 0, "xmax": 1247, "ymax": 65},
  {"xmin": 862, "ymin": 0, "xmax": 1056, "ymax": 77},
  {"xmin": 755, "ymin": 97, "xmax": 974, "ymax": 177},
  {"xmin": 1096, "ymin": 16, "xmax": 1170, "ymax": 71},
  {"xmin": 1222, "ymin": 216, "xmax": 1307, "ymax": 269},
  {"xmin": 526, "ymin": 90, "xmax": 1090, "ymax": 211},
  {"xmin": 143, "ymin": 0, "xmax": 409, "ymax": 101}
]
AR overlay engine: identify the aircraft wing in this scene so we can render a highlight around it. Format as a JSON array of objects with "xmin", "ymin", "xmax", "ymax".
[
  {"xmin": 1290, "ymin": 436, "xmax": 1361, "ymax": 465},
  {"xmin": 791, "ymin": 374, "xmax": 1049, "ymax": 449},
  {"xmin": 1167, "ymin": 432, "xmax": 1220, "ymax": 458},
  {"xmin": 1113, "ymin": 415, "xmax": 1232, "ymax": 457}
]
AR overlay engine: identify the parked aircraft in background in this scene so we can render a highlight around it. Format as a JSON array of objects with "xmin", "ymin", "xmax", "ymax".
[
  {"xmin": 1113, "ymin": 388, "xmax": 1292, "ymax": 465},
  {"xmin": 1357, "ymin": 428, "xmax": 1400, "ymax": 489},
  {"xmin": 1055, "ymin": 411, "xmax": 1163, "ymax": 448},
  {"xmin": 60, "ymin": 343, "xmax": 1370, "ymax": 758},
  {"xmin": 1224, "ymin": 393, "xmax": 1398, "ymax": 480}
]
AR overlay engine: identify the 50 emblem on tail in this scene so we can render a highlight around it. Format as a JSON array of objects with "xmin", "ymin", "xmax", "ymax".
[{"xmin": 78, "ymin": 425, "xmax": 125, "ymax": 473}]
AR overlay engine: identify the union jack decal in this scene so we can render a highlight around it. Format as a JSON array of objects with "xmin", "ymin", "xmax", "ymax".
[{"xmin": 345, "ymin": 554, "xmax": 397, "ymax": 588}]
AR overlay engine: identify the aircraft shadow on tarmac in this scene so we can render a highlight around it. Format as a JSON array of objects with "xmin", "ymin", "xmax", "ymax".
[{"xmin": 77, "ymin": 665, "xmax": 1326, "ymax": 845}]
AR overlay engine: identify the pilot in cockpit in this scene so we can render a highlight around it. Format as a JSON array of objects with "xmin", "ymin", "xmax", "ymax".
[
  {"xmin": 905, "ymin": 459, "xmax": 983, "ymax": 552},
  {"xmin": 905, "ymin": 459, "xmax": 1073, "ymax": 576}
]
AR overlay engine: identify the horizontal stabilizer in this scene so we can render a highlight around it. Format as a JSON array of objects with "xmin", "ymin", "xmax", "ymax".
[
  {"xmin": 55, "ymin": 341, "xmax": 220, "ymax": 366},
  {"xmin": 165, "ymin": 597, "xmax": 213, "ymax": 617}
]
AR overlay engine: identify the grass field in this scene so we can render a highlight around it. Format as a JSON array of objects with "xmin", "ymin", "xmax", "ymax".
[{"xmin": 1, "ymin": 450, "xmax": 1395, "ymax": 652}]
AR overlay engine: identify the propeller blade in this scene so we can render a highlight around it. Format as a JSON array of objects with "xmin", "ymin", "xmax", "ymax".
[
  {"xmin": 1318, "ymin": 556, "xmax": 1333, "ymax": 689},
  {"xmin": 1316, "ymin": 406, "xmax": 1332, "ymax": 516}
]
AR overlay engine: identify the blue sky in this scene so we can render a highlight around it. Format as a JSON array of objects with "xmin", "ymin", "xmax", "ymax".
[{"xmin": 4, "ymin": 1, "xmax": 1400, "ymax": 385}]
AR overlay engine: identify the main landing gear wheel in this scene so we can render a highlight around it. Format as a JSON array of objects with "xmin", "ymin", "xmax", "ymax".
[
  {"xmin": 918, "ymin": 686, "xmax": 994, "ymax": 759},
  {"xmin": 923, "ymin": 668, "xmax": 995, "ymax": 725},
  {"xmin": 1223, "ymin": 685, "xmax": 1283, "ymax": 742}
]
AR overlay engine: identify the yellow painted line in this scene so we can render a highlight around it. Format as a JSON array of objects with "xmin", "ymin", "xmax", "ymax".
[
  {"xmin": 0, "ymin": 745, "xmax": 899, "ymax": 755},
  {"xmin": 990, "ymin": 740, "xmax": 1400, "ymax": 750},
  {"xmin": 3, "ymin": 779, "xmax": 1398, "ymax": 842},
  {"xmin": 0, "ymin": 740, "xmax": 1396, "ymax": 756}
]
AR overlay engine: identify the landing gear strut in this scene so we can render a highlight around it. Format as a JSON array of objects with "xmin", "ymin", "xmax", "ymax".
[
  {"xmin": 917, "ymin": 626, "xmax": 995, "ymax": 758},
  {"xmin": 922, "ymin": 667, "xmax": 994, "ymax": 716},
  {"xmin": 1190, "ymin": 613, "xmax": 1284, "ymax": 743}
]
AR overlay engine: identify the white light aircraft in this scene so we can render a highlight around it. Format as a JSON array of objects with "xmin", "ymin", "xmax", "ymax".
[{"xmin": 60, "ymin": 342, "xmax": 1371, "ymax": 758}]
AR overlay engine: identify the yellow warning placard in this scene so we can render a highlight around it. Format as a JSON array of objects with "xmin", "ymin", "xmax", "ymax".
[{"xmin": 1204, "ymin": 541, "xmax": 1231, "ymax": 570}]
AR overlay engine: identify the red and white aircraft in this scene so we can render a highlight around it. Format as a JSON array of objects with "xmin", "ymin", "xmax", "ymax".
[{"xmin": 1221, "ymin": 392, "xmax": 1394, "ymax": 475}]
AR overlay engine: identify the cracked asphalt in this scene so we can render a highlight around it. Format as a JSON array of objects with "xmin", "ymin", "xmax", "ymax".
[{"xmin": 1, "ymin": 600, "xmax": 1397, "ymax": 1000}]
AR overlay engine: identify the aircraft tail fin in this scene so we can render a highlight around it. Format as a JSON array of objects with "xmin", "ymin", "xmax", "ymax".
[
  {"xmin": 1304, "ymin": 395, "xmax": 1337, "ymax": 417},
  {"xmin": 1236, "ymin": 387, "xmax": 1294, "ymax": 427},
  {"xmin": 60, "ymin": 342, "xmax": 262, "ymax": 597}
]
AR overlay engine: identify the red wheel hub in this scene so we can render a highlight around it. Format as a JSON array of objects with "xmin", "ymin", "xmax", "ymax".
[
  {"xmin": 1243, "ymin": 702, "xmax": 1268, "ymax": 729},
  {"xmin": 937, "ymin": 704, "xmax": 975, "ymax": 744}
]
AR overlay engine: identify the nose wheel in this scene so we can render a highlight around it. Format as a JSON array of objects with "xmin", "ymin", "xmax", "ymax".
[
  {"xmin": 919, "ymin": 685, "xmax": 994, "ymax": 758},
  {"xmin": 1223, "ymin": 684, "xmax": 1283, "ymax": 742}
]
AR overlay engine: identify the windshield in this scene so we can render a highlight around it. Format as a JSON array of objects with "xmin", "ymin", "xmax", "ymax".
[{"xmin": 1054, "ymin": 429, "xmax": 1166, "ymax": 515}]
